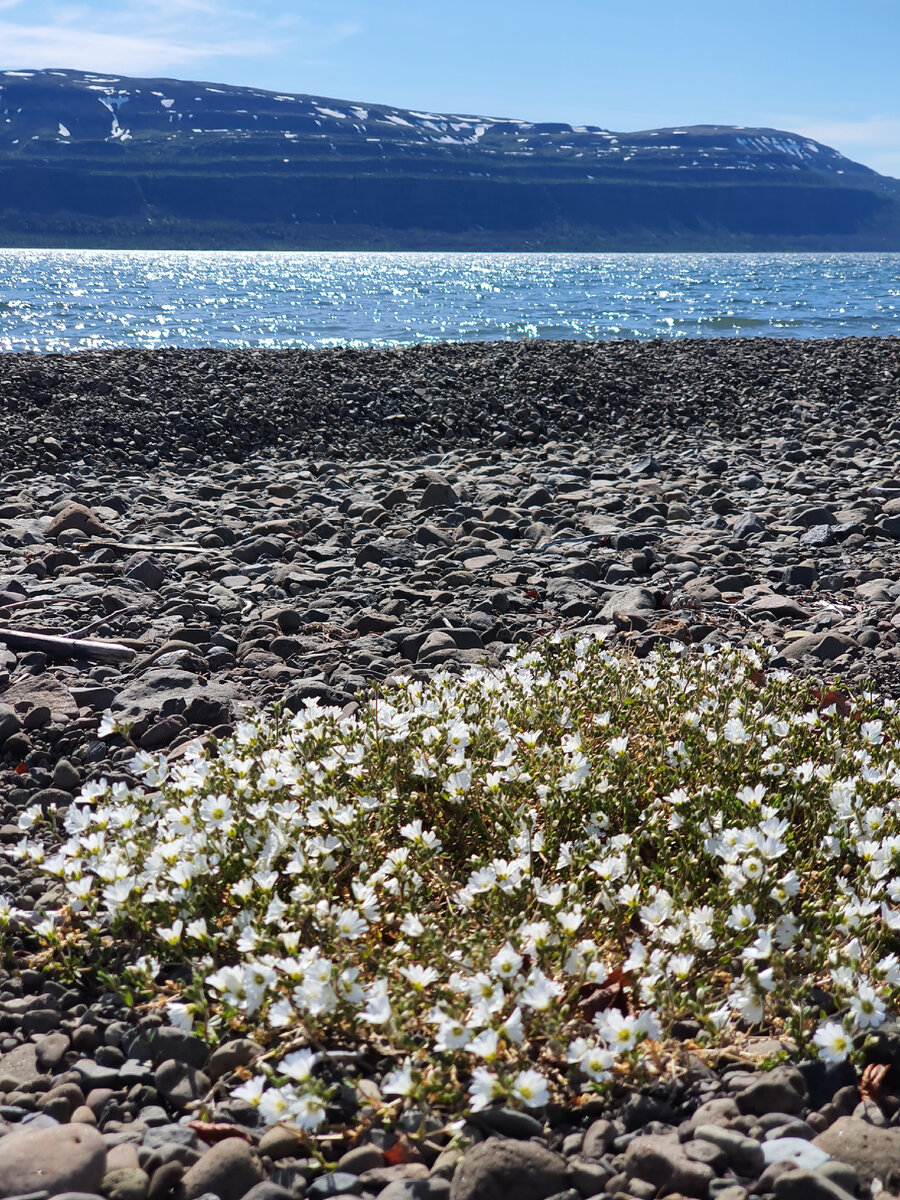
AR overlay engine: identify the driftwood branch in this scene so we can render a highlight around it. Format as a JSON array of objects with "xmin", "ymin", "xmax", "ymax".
[
  {"xmin": 69, "ymin": 605, "xmax": 143, "ymax": 639},
  {"xmin": 87, "ymin": 541, "xmax": 202, "ymax": 553},
  {"xmin": 0, "ymin": 628, "xmax": 136, "ymax": 662}
]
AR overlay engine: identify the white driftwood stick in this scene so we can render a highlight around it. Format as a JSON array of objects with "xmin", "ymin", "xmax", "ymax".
[
  {"xmin": 87, "ymin": 541, "xmax": 202, "ymax": 553},
  {"xmin": 0, "ymin": 628, "xmax": 136, "ymax": 662}
]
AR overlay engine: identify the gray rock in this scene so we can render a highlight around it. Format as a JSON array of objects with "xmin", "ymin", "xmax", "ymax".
[
  {"xmin": 0, "ymin": 705, "xmax": 22, "ymax": 745},
  {"xmin": 692, "ymin": 1125, "xmax": 764, "ymax": 1174},
  {"xmin": 684, "ymin": 1138, "xmax": 727, "ymax": 1172},
  {"xmin": 0, "ymin": 1043, "xmax": 42, "ymax": 1091},
  {"xmin": 801, "ymin": 524, "xmax": 834, "ymax": 548},
  {"xmin": 242, "ymin": 1185, "xmax": 294, "ymax": 1200},
  {"xmin": 682, "ymin": 1097, "xmax": 740, "ymax": 1133},
  {"xmin": 468, "ymin": 1107, "xmax": 543, "ymax": 1139},
  {"xmin": 257, "ymin": 1125, "xmax": 306, "ymax": 1162},
  {"xmin": 418, "ymin": 482, "xmax": 458, "ymax": 509},
  {"xmin": 736, "ymin": 1071, "xmax": 805, "ymax": 1117},
  {"xmin": 124, "ymin": 554, "xmax": 166, "ymax": 589},
  {"xmin": 153, "ymin": 1060, "xmax": 210, "ymax": 1111},
  {"xmin": 748, "ymin": 595, "xmax": 811, "ymax": 620},
  {"xmin": 34, "ymin": 1032, "xmax": 70, "ymax": 1072},
  {"xmin": 206, "ymin": 1039, "xmax": 264, "ymax": 1081},
  {"xmin": 733, "ymin": 513, "xmax": 766, "ymax": 538},
  {"xmin": 623, "ymin": 1133, "xmax": 716, "ymax": 1198},
  {"xmin": 816, "ymin": 1161, "xmax": 860, "ymax": 1193},
  {"xmin": 772, "ymin": 1169, "xmax": 856, "ymax": 1199},
  {"xmin": 336, "ymin": 1145, "xmax": 385, "ymax": 1175},
  {"xmin": 599, "ymin": 586, "xmax": 658, "ymax": 627},
  {"xmin": 780, "ymin": 632, "xmax": 860, "ymax": 663},
  {"xmin": 566, "ymin": 1157, "xmax": 614, "ymax": 1195},
  {"xmin": 102, "ymin": 1167, "xmax": 150, "ymax": 1200},
  {"xmin": 147, "ymin": 1026, "xmax": 209, "ymax": 1069},
  {"xmin": 581, "ymin": 1117, "xmax": 616, "ymax": 1159},
  {"xmin": 51, "ymin": 758, "xmax": 81, "ymax": 791},
  {"xmin": 782, "ymin": 563, "xmax": 817, "ymax": 587},
  {"xmin": 181, "ymin": 1139, "xmax": 265, "ymax": 1200},
  {"xmin": 449, "ymin": 1138, "xmax": 568, "ymax": 1200},
  {"xmin": 113, "ymin": 671, "xmax": 241, "ymax": 721},
  {"xmin": 305, "ymin": 1173, "xmax": 366, "ymax": 1198},
  {"xmin": 793, "ymin": 507, "xmax": 837, "ymax": 528},
  {"xmin": 0, "ymin": 1124, "xmax": 106, "ymax": 1197}
]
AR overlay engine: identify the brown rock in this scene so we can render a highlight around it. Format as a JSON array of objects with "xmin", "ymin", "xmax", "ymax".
[
  {"xmin": 46, "ymin": 502, "xmax": 116, "ymax": 539},
  {"xmin": 813, "ymin": 1115, "xmax": 900, "ymax": 1185},
  {"xmin": 181, "ymin": 1138, "xmax": 265, "ymax": 1200},
  {"xmin": 450, "ymin": 1138, "xmax": 568, "ymax": 1200},
  {"xmin": 0, "ymin": 1123, "xmax": 106, "ymax": 1197}
]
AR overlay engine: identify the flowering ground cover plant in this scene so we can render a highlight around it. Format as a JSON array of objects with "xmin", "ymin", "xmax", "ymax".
[{"xmin": 6, "ymin": 635, "xmax": 900, "ymax": 1131}]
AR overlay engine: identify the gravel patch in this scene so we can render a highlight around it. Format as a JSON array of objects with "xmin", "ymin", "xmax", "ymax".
[{"xmin": 2, "ymin": 338, "xmax": 900, "ymax": 1199}]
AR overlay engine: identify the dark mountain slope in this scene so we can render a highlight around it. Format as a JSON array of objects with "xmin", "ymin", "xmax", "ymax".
[{"xmin": 0, "ymin": 69, "xmax": 898, "ymax": 249}]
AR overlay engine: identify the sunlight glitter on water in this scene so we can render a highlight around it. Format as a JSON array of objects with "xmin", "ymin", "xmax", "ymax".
[{"xmin": 0, "ymin": 250, "xmax": 897, "ymax": 352}]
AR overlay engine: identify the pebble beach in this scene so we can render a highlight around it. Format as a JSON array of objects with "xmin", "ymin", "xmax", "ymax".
[{"xmin": 3, "ymin": 336, "xmax": 900, "ymax": 1200}]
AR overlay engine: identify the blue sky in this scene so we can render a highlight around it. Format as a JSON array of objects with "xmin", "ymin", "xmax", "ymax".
[{"xmin": 1, "ymin": 0, "xmax": 898, "ymax": 177}]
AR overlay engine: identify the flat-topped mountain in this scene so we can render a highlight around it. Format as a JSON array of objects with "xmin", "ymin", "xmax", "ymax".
[{"xmin": 1, "ymin": 68, "xmax": 898, "ymax": 249}]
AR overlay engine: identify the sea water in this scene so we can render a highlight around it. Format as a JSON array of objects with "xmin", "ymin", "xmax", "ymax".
[{"xmin": 0, "ymin": 249, "xmax": 897, "ymax": 352}]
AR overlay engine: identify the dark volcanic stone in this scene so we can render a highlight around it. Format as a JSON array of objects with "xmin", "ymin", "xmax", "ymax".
[{"xmin": 449, "ymin": 1138, "xmax": 568, "ymax": 1200}]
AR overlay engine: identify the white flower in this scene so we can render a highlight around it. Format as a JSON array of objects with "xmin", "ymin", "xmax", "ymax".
[
  {"xmin": 595, "ymin": 1010, "xmax": 641, "ymax": 1051},
  {"xmin": 814, "ymin": 1021, "xmax": 852, "ymax": 1062},
  {"xmin": 727, "ymin": 903, "xmax": 755, "ymax": 931},
  {"xmin": 399, "ymin": 963, "xmax": 440, "ymax": 991},
  {"xmin": 157, "ymin": 919, "xmax": 183, "ymax": 946},
  {"xmin": 165, "ymin": 1002, "xmax": 193, "ymax": 1032},
  {"xmin": 232, "ymin": 1075, "xmax": 266, "ymax": 1106},
  {"xmin": 490, "ymin": 942, "xmax": 523, "ymax": 980},
  {"xmin": 292, "ymin": 1092, "xmax": 327, "ymax": 1130},
  {"xmin": 434, "ymin": 1019, "xmax": 471, "ymax": 1052},
  {"xmin": 580, "ymin": 1046, "xmax": 619, "ymax": 1084},
  {"xmin": 466, "ymin": 1028, "xmax": 499, "ymax": 1061},
  {"xmin": 731, "ymin": 987, "xmax": 764, "ymax": 1025},
  {"xmin": 468, "ymin": 1067, "xmax": 502, "ymax": 1112},
  {"xmin": 501, "ymin": 1007, "xmax": 525, "ymax": 1045},
  {"xmin": 359, "ymin": 980, "xmax": 392, "ymax": 1025},
  {"xmin": 97, "ymin": 710, "xmax": 119, "ymax": 738},
  {"xmin": 668, "ymin": 954, "xmax": 695, "ymax": 980},
  {"xmin": 259, "ymin": 1085, "xmax": 296, "ymax": 1124},
  {"xmin": 742, "ymin": 928, "xmax": 773, "ymax": 961},
  {"xmin": 381, "ymin": 1059, "xmax": 416, "ymax": 1096},
  {"xmin": 336, "ymin": 909, "xmax": 368, "ymax": 940},
  {"xmin": 723, "ymin": 718, "xmax": 751, "ymax": 745},
  {"xmin": 849, "ymin": 983, "xmax": 886, "ymax": 1030},
  {"xmin": 279, "ymin": 1049, "xmax": 317, "ymax": 1082},
  {"xmin": 861, "ymin": 720, "xmax": 883, "ymax": 745},
  {"xmin": 519, "ymin": 970, "xmax": 562, "ymax": 1011},
  {"xmin": 510, "ymin": 1069, "xmax": 549, "ymax": 1108}
]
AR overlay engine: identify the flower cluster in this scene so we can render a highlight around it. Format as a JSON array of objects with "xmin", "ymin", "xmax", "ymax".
[{"xmin": 6, "ymin": 636, "xmax": 900, "ymax": 1129}]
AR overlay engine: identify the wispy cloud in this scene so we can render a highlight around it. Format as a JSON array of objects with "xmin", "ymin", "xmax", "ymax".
[
  {"xmin": 0, "ymin": 21, "xmax": 277, "ymax": 75},
  {"xmin": 0, "ymin": 1, "xmax": 361, "ymax": 80}
]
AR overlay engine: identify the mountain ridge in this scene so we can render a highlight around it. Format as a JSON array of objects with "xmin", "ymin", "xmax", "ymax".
[{"xmin": 0, "ymin": 68, "xmax": 898, "ymax": 250}]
